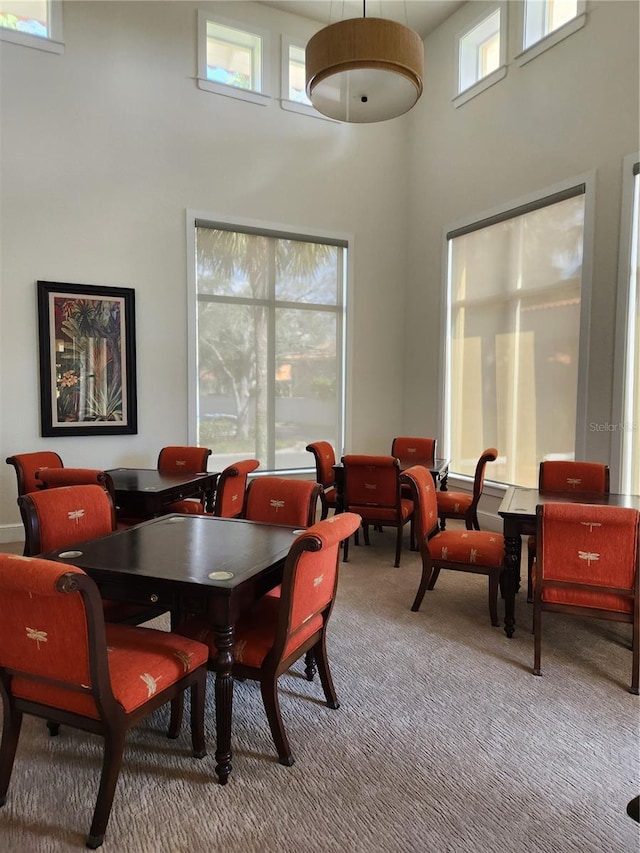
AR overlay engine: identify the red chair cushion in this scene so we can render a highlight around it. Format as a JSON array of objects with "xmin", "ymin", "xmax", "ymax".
[
  {"xmin": 430, "ymin": 530, "xmax": 505, "ymax": 567},
  {"xmin": 436, "ymin": 491, "xmax": 473, "ymax": 515},
  {"xmin": 12, "ymin": 622, "xmax": 209, "ymax": 718},
  {"xmin": 164, "ymin": 499, "xmax": 206, "ymax": 515}
]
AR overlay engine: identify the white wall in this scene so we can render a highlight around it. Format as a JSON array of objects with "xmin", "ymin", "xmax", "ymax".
[
  {"xmin": 404, "ymin": 0, "xmax": 640, "ymax": 467},
  {"xmin": 1, "ymin": 1, "xmax": 637, "ymax": 540},
  {"xmin": 0, "ymin": 1, "xmax": 411, "ymax": 536}
]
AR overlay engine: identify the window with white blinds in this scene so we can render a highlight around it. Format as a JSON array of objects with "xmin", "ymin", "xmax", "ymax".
[{"xmin": 445, "ymin": 184, "xmax": 587, "ymax": 486}]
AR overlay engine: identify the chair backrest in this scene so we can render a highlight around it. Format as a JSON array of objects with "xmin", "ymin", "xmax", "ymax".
[
  {"xmin": 0, "ymin": 553, "xmax": 117, "ymax": 718},
  {"xmin": 214, "ymin": 458, "xmax": 260, "ymax": 518},
  {"xmin": 6, "ymin": 451, "xmax": 64, "ymax": 496},
  {"xmin": 471, "ymin": 448, "xmax": 498, "ymax": 503},
  {"xmin": 18, "ymin": 484, "xmax": 116, "ymax": 557},
  {"xmin": 270, "ymin": 512, "xmax": 362, "ymax": 658},
  {"xmin": 401, "ymin": 465, "xmax": 440, "ymax": 546},
  {"xmin": 243, "ymin": 477, "xmax": 321, "ymax": 527},
  {"xmin": 35, "ymin": 467, "xmax": 116, "ymax": 503},
  {"xmin": 157, "ymin": 446, "xmax": 211, "ymax": 473},
  {"xmin": 341, "ymin": 455, "xmax": 401, "ymax": 511},
  {"xmin": 305, "ymin": 441, "xmax": 337, "ymax": 489},
  {"xmin": 538, "ymin": 461, "xmax": 610, "ymax": 494},
  {"xmin": 537, "ymin": 502, "xmax": 639, "ymax": 611},
  {"xmin": 391, "ymin": 437, "xmax": 437, "ymax": 465}
]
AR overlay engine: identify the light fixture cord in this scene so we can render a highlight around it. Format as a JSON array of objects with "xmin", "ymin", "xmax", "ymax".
[{"xmin": 363, "ymin": 0, "xmax": 366, "ymax": 19}]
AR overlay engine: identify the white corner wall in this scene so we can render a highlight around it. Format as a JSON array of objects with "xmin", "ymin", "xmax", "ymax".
[{"xmin": 0, "ymin": 1, "xmax": 411, "ymax": 537}]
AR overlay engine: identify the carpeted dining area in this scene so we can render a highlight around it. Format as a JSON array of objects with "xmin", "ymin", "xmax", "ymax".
[{"xmin": 0, "ymin": 527, "xmax": 638, "ymax": 853}]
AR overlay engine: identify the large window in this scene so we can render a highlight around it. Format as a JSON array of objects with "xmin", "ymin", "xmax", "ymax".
[
  {"xmin": 191, "ymin": 220, "xmax": 347, "ymax": 471},
  {"xmin": 445, "ymin": 184, "xmax": 588, "ymax": 487},
  {"xmin": 612, "ymin": 157, "xmax": 640, "ymax": 493}
]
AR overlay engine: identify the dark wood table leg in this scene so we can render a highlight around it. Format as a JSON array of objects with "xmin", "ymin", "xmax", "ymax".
[
  {"xmin": 439, "ymin": 469, "xmax": 449, "ymax": 491},
  {"xmin": 502, "ymin": 530, "xmax": 521, "ymax": 638},
  {"xmin": 213, "ymin": 624, "xmax": 234, "ymax": 784}
]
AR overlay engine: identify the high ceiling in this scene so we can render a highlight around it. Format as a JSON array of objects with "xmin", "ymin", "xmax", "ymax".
[{"xmin": 258, "ymin": 1, "xmax": 466, "ymax": 38}]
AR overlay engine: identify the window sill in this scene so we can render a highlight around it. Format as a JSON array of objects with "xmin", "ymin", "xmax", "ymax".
[
  {"xmin": 197, "ymin": 78, "xmax": 270, "ymax": 107},
  {"xmin": 515, "ymin": 12, "xmax": 587, "ymax": 67},
  {"xmin": 453, "ymin": 65, "xmax": 507, "ymax": 108},
  {"xmin": 0, "ymin": 29, "xmax": 63, "ymax": 54},
  {"xmin": 279, "ymin": 99, "xmax": 338, "ymax": 122}
]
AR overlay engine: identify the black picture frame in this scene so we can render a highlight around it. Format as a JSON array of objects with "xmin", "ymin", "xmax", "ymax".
[{"xmin": 37, "ymin": 281, "xmax": 138, "ymax": 437}]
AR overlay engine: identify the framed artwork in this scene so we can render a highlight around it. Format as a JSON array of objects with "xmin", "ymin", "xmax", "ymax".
[{"xmin": 37, "ymin": 281, "xmax": 138, "ymax": 437}]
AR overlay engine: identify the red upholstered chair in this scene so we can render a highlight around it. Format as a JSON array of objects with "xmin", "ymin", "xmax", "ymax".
[
  {"xmin": 35, "ymin": 467, "xmax": 116, "ymax": 502},
  {"xmin": 391, "ymin": 436, "xmax": 437, "ymax": 466},
  {"xmin": 402, "ymin": 465, "xmax": 505, "ymax": 627},
  {"xmin": 213, "ymin": 458, "xmax": 260, "ymax": 518},
  {"xmin": 35, "ymin": 468, "xmax": 135, "ymax": 531},
  {"xmin": 532, "ymin": 502, "xmax": 639, "ymax": 694},
  {"xmin": 306, "ymin": 441, "xmax": 338, "ymax": 519},
  {"xmin": 341, "ymin": 455, "xmax": 413, "ymax": 568},
  {"xmin": 178, "ymin": 511, "xmax": 361, "ymax": 766},
  {"xmin": 526, "ymin": 461, "xmax": 610, "ymax": 602},
  {"xmin": 157, "ymin": 445, "xmax": 212, "ymax": 514},
  {"xmin": 17, "ymin": 485, "xmax": 165, "ymax": 626},
  {"xmin": 436, "ymin": 447, "xmax": 497, "ymax": 531},
  {"xmin": 0, "ymin": 553, "xmax": 208, "ymax": 849},
  {"xmin": 242, "ymin": 477, "xmax": 321, "ymax": 528},
  {"xmin": 6, "ymin": 450, "xmax": 64, "ymax": 516}
]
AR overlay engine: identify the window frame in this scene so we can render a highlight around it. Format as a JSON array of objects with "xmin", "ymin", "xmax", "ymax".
[
  {"xmin": 453, "ymin": 2, "xmax": 507, "ymax": 108},
  {"xmin": 515, "ymin": 0, "xmax": 587, "ymax": 67},
  {"xmin": 279, "ymin": 34, "xmax": 335, "ymax": 121},
  {"xmin": 196, "ymin": 11, "xmax": 270, "ymax": 107},
  {"xmin": 185, "ymin": 210, "xmax": 351, "ymax": 473},
  {"xmin": 611, "ymin": 153, "xmax": 640, "ymax": 492},
  {"xmin": 0, "ymin": 0, "xmax": 63, "ymax": 54},
  {"xmin": 440, "ymin": 173, "xmax": 596, "ymax": 484}
]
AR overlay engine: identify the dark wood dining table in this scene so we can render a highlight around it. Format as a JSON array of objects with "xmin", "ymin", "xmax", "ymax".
[
  {"xmin": 41, "ymin": 513, "xmax": 302, "ymax": 784},
  {"xmin": 498, "ymin": 485, "xmax": 640, "ymax": 638},
  {"xmin": 105, "ymin": 467, "xmax": 219, "ymax": 517},
  {"xmin": 332, "ymin": 456, "xmax": 450, "ymax": 513}
]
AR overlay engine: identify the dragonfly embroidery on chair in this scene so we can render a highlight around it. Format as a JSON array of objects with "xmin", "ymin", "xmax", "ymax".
[
  {"xmin": 140, "ymin": 672, "xmax": 161, "ymax": 697},
  {"xmin": 566, "ymin": 477, "xmax": 583, "ymax": 488},
  {"xmin": 578, "ymin": 550, "xmax": 600, "ymax": 566},
  {"xmin": 580, "ymin": 521, "xmax": 603, "ymax": 532},
  {"xmin": 270, "ymin": 499, "xmax": 285, "ymax": 511},
  {"xmin": 68, "ymin": 508, "xmax": 85, "ymax": 523},
  {"xmin": 26, "ymin": 627, "xmax": 48, "ymax": 648},
  {"xmin": 173, "ymin": 650, "xmax": 191, "ymax": 672}
]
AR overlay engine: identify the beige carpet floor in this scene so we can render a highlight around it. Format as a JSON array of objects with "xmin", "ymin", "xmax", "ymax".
[{"xmin": 0, "ymin": 528, "xmax": 638, "ymax": 852}]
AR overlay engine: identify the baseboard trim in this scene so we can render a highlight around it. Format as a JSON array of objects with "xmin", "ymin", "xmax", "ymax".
[{"xmin": 0, "ymin": 524, "xmax": 23, "ymax": 545}]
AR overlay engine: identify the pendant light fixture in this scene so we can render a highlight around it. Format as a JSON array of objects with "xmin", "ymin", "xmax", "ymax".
[{"xmin": 305, "ymin": 1, "xmax": 424, "ymax": 123}]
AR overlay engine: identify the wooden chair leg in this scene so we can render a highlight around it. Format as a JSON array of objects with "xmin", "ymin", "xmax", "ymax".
[
  {"xmin": 427, "ymin": 567, "xmax": 441, "ymax": 590},
  {"xmin": 411, "ymin": 566, "xmax": 431, "ymax": 611},
  {"xmin": 190, "ymin": 673, "xmax": 207, "ymax": 758},
  {"xmin": 394, "ymin": 526, "xmax": 402, "ymax": 568},
  {"xmin": 319, "ymin": 493, "xmax": 329, "ymax": 521},
  {"xmin": 304, "ymin": 650, "xmax": 316, "ymax": 682},
  {"xmin": 168, "ymin": 694, "xmax": 183, "ymax": 739},
  {"xmin": 342, "ymin": 533, "xmax": 350, "ymax": 562},
  {"xmin": 260, "ymin": 677, "xmax": 293, "ymax": 767},
  {"xmin": 0, "ymin": 706, "xmax": 22, "ymax": 806},
  {"xmin": 87, "ymin": 728, "xmax": 126, "ymax": 849},
  {"xmin": 488, "ymin": 573, "xmax": 500, "ymax": 627},
  {"xmin": 313, "ymin": 637, "xmax": 339, "ymax": 710},
  {"xmin": 533, "ymin": 603, "xmax": 542, "ymax": 677},
  {"xmin": 527, "ymin": 547, "xmax": 535, "ymax": 603},
  {"xmin": 362, "ymin": 524, "xmax": 370, "ymax": 546}
]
